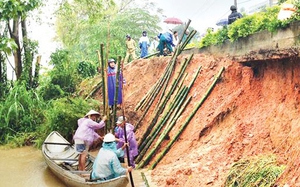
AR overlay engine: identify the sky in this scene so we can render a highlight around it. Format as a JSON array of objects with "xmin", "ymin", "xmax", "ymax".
[
  {"xmin": 152, "ymin": 0, "xmax": 272, "ymax": 33},
  {"xmin": 7, "ymin": 0, "xmax": 274, "ymax": 79}
]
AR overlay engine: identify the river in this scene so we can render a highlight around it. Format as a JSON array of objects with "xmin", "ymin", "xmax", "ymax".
[{"xmin": 0, "ymin": 146, "xmax": 155, "ymax": 187}]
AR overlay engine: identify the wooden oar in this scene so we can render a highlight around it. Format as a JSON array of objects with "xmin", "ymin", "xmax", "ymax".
[{"xmin": 43, "ymin": 142, "xmax": 71, "ymax": 145}]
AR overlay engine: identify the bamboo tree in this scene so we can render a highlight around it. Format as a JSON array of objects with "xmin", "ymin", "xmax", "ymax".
[{"xmin": 150, "ymin": 67, "xmax": 225, "ymax": 169}]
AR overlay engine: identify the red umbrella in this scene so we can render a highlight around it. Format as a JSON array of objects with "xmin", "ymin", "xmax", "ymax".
[{"xmin": 163, "ymin": 17, "xmax": 183, "ymax": 25}]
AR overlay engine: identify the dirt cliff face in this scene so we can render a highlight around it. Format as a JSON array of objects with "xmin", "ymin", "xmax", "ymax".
[{"xmin": 117, "ymin": 53, "xmax": 300, "ymax": 187}]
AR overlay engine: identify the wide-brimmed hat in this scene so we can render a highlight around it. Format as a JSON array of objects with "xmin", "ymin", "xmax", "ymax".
[
  {"xmin": 85, "ymin": 110, "xmax": 100, "ymax": 117},
  {"xmin": 103, "ymin": 133, "xmax": 115, "ymax": 142},
  {"xmin": 116, "ymin": 116, "xmax": 127, "ymax": 124}
]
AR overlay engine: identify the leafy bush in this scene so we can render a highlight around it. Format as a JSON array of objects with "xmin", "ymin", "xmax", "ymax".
[
  {"xmin": 200, "ymin": 27, "xmax": 229, "ymax": 48},
  {"xmin": 199, "ymin": 4, "xmax": 298, "ymax": 47},
  {"xmin": 77, "ymin": 61, "xmax": 97, "ymax": 78},
  {"xmin": 227, "ymin": 6, "xmax": 282, "ymax": 41},
  {"xmin": 0, "ymin": 82, "xmax": 46, "ymax": 145},
  {"xmin": 38, "ymin": 83, "xmax": 65, "ymax": 101},
  {"xmin": 37, "ymin": 97, "xmax": 101, "ymax": 145}
]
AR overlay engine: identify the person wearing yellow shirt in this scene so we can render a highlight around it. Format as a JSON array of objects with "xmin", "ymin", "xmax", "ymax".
[{"xmin": 124, "ymin": 34, "xmax": 137, "ymax": 63}]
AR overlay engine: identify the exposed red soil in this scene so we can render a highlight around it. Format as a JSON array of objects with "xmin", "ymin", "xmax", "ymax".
[{"xmin": 94, "ymin": 52, "xmax": 300, "ymax": 187}]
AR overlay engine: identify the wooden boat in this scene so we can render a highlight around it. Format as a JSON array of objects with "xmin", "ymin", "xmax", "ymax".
[{"xmin": 42, "ymin": 131, "xmax": 129, "ymax": 187}]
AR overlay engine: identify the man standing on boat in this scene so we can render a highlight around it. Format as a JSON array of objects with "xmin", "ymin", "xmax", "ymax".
[{"xmin": 73, "ymin": 110, "xmax": 107, "ymax": 171}]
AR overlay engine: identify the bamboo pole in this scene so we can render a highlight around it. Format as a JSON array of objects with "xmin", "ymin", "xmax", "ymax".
[
  {"xmin": 134, "ymin": 67, "xmax": 173, "ymax": 129},
  {"xmin": 137, "ymin": 66, "xmax": 202, "ymax": 168},
  {"xmin": 180, "ymin": 30, "xmax": 197, "ymax": 52},
  {"xmin": 137, "ymin": 57, "xmax": 191, "ymax": 148},
  {"xmin": 136, "ymin": 54, "xmax": 175, "ymax": 111},
  {"xmin": 177, "ymin": 19, "xmax": 191, "ymax": 48},
  {"xmin": 141, "ymin": 172, "xmax": 150, "ymax": 187},
  {"xmin": 134, "ymin": 83, "xmax": 156, "ymax": 111},
  {"xmin": 137, "ymin": 95, "xmax": 192, "ymax": 169},
  {"xmin": 136, "ymin": 86, "xmax": 189, "ymax": 163},
  {"xmin": 150, "ymin": 67, "xmax": 225, "ymax": 169},
  {"xmin": 98, "ymin": 46, "xmax": 106, "ymax": 114},
  {"xmin": 138, "ymin": 73, "xmax": 187, "ymax": 155},
  {"xmin": 84, "ymin": 81, "xmax": 103, "ymax": 100},
  {"xmin": 120, "ymin": 59, "xmax": 135, "ymax": 187},
  {"xmin": 136, "ymin": 63, "xmax": 189, "ymax": 149},
  {"xmin": 135, "ymin": 48, "xmax": 178, "ymax": 113}
]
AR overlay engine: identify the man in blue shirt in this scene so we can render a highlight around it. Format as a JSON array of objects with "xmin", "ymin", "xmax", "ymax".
[{"xmin": 157, "ymin": 30, "xmax": 178, "ymax": 56}]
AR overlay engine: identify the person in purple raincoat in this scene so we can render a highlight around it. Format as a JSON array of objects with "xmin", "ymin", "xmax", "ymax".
[
  {"xmin": 114, "ymin": 116, "xmax": 138, "ymax": 168},
  {"xmin": 107, "ymin": 58, "xmax": 123, "ymax": 109},
  {"xmin": 73, "ymin": 110, "xmax": 107, "ymax": 171}
]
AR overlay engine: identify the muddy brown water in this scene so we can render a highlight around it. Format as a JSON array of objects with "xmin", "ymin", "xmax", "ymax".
[{"xmin": 0, "ymin": 146, "xmax": 155, "ymax": 187}]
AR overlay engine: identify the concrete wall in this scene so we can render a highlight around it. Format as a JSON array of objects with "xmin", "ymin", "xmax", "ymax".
[{"xmin": 184, "ymin": 21, "xmax": 300, "ymax": 60}]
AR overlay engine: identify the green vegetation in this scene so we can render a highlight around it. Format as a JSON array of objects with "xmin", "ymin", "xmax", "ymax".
[
  {"xmin": 0, "ymin": 0, "xmax": 163, "ymax": 147},
  {"xmin": 198, "ymin": 1, "xmax": 300, "ymax": 48},
  {"xmin": 224, "ymin": 155, "xmax": 286, "ymax": 187},
  {"xmin": 0, "ymin": 0, "xmax": 299, "ymax": 150}
]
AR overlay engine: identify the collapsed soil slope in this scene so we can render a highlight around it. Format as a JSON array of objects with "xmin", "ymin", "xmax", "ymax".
[{"xmin": 119, "ymin": 54, "xmax": 300, "ymax": 187}]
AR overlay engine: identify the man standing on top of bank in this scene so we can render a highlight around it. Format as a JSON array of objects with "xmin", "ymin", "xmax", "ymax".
[{"xmin": 228, "ymin": 5, "xmax": 243, "ymax": 25}]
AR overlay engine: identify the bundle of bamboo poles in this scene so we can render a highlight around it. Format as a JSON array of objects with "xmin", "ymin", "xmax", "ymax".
[
  {"xmin": 133, "ymin": 22, "xmax": 227, "ymax": 169},
  {"xmin": 136, "ymin": 65, "xmax": 202, "ymax": 169},
  {"xmin": 134, "ymin": 23, "xmax": 203, "ymax": 168}
]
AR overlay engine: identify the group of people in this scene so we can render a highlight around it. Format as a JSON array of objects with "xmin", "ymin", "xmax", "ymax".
[
  {"xmin": 124, "ymin": 29, "xmax": 184, "ymax": 62},
  {"xmin": 124, "ymin": 31, "xmax": 151, "ymax": 63},
  {"xmin": 73, "ymin": 110, "xmax": 138, "ymax": 181},
  {"xmin": 71, "ymin": 5, "xmax": 243, "ymax": 181},
  {"xmin": 73, "ymin": 53, "xmax": 138, "ymax": 181}
]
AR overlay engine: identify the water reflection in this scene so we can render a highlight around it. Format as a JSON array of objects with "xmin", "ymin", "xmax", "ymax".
[{"xmin": 0, "ymin": 146, "xmax": 154, "ymax": 187}]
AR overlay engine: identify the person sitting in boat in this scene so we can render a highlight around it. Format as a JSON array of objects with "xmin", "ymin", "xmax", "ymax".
[
  {"xmin": 91, "ymin": 133, "xmax": 133, "ymax": 181},
  {"xmin": 73, "ymin": 110, "xmax": 107, "ymax": 171}
]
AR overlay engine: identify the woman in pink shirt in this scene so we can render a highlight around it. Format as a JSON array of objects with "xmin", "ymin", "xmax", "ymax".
[{"xmin": 73, "ymin": 110, "xmax": 107, "ymax": 171}]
